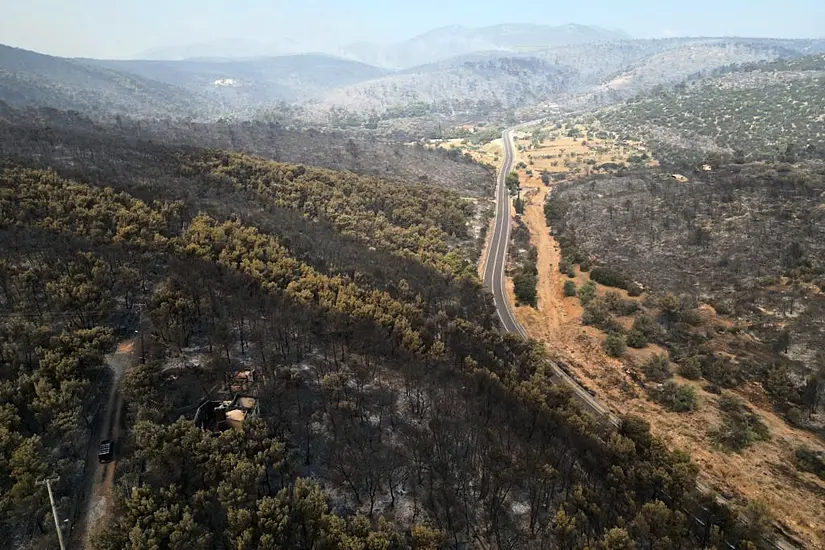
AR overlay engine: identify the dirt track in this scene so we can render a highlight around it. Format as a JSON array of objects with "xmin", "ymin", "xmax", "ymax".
[{"xmin": 72, "ymin": 340, "xmax": 133, "ymax": 548}]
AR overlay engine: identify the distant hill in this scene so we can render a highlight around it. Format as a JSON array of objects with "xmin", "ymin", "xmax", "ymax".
[
  {"xmin": 308, "ymin": 57, "xmax": 577, "ymax": 119},
  {"xmin": 4, "ymin": 36, "xmax": 825, "ymax": 125},
  {"xmin": 590, "ymin": 53, "xmax": 825, "ymax": 163},
  {"xmin": 0, "ymin": 44, "xmax": 211, "ymax": 118},
  {"xmin": 84, "ymin": 55, "xmax": 389, "ymax": 108},
  {"xmin": 306, "ymin": 38, "xmax": 823, "ymax": 120},
  {"xmin": 337, "ymin": 23, "xmax": 631, "ymax": 69}
]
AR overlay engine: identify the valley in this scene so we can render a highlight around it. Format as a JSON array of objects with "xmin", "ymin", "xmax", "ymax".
[{"xmin": 2, "ymin": 11, "xmax": 825, "ymax": 550}]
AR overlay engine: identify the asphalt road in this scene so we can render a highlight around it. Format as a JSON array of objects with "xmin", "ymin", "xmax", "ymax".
[
  {"xmin": 483, "ymin": 129, "xmax": 523, "ymax": 335},
  {"xmin": 482, "ymin": 128, "xmax": 613, "ymax": 418}
]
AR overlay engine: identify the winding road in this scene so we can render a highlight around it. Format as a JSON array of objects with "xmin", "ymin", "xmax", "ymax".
[
  {"xmin": 483, "ymin": 128, "xmax": 613, "ymax": 418},
  {"xmin": 483, "ymin": 129, "xmax": 523, "ymax": 336}
]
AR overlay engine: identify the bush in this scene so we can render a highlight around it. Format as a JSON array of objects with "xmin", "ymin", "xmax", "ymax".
[
  {"xmin": 795, "ymin": 446, "xmax": 825, "ymax": 480},
  {"xmin": 659, "ymin": 293, "xmax": 682, "ymax": 322},
  {"xmin": 711, "ymin": 394, "xmax": 771, "ymax": 452},
  {"xmin": 583, "ymin": 300, "xmax": 623, "ymax": 333},
  {"xmin": 703, "ymin": 358, "xmax": 740, "ymax": 388},
  {"xmin": 626, "ymin": 282, "xmax": 643, "ymax": 297},
  {"xmin": 603, "ymin": 334, "xmax": 626, "ymax": 357},
  {"xmin": 653, "ymin": 381, "xmax": 698, "ymax": 412},
  {"xmin": 709, "ymin": 300, "xmax": 733, "ymax": 316},
  {"xmin": 563, "ymin": 280, "xmax": 577, "ymax": 297},
  {"xmin": 590, "ymin": 267, "xmax": 628, "ymax": 289},
  {"xmin": 631, "ymin": 315, "xmax": 663, "ymax": 343},
  {"xmin": 578, "ymin": 281, "xmax": 597, "ymax": 305},
  {"xmin": 642, "ymin": 355, "xmax": 672, "ymax": 382},
  {"xmin": 677, "ymin": 356, "xmax": 703, "ymax": 380},
  {"xmin": 513, "ymin": 272, "xmax": 538, "ymax": 307},
  {"xmin": 579, "ymin": 258, "xmax": 592, "ymax": 272},
  {"xmin": 604, "ymin": 291, "xmax": 640, "ymax": 316},
  {"xmin": 678, "ymin": 309, "xmax": 704, "ymax": 327},
  {"xmin": 626, "ymin": 329, "xmax": 648, "ymax": 349}
]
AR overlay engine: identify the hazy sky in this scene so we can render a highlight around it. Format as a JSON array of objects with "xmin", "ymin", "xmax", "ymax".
[{"xmin": 2, "ymin": 0, "xmax": 824, "ymax": 58}]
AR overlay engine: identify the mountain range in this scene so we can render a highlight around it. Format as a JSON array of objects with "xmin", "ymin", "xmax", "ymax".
[
  {"xmin": 334, "ymin": 23, "xmax": 631, "ymax": 69},
  {"xmin": 3, "ymin": 26, "xmax": 825, "ymax": 125},
  {"xmin": 138, "ymin": 23, "xmax": 631, "ymax": 68}
]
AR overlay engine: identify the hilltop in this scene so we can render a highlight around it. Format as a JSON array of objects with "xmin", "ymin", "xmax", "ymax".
[
  {"xmin": 336, "ymin": 23, "xmax": 631, "ymax": 68},
  {"xmin": 84, "ymin": 54, "xmax": 389, "ymax": 109}
]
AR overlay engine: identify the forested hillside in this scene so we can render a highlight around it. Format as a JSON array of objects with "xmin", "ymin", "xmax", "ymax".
[
  {"xmin": 84, "ymin": 54, "xmax": 390, "ymax": 108},
  {"xmin": 544, "ymin": 159, "xmax": 825, "ymax": 545},
  {"xmin": 591, "ymin": 55, "xmax": 825, "ymax": 164},
  {"xmin": 311, "ymin": 57, "xmax": 577, "ymax": 117},
  {"xmin": 0, "ymin": 103, "xmax": 494, "ymax": 196},
  {"xmin": 5, "ymin": 37, "xmax": 823, "ymax": 128},
  {"xmin": 0, "ymin": 109, "xmax": 772, "ymax": 549},
  {"xmin": 0, "ymin": 44, "xmax": 213, "ymax": 118}
]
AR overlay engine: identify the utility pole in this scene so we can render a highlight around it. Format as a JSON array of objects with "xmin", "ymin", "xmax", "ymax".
[
  {"xmin": 139, "ymin": 304, "xmax": 146, "ymax": 365},
  {"xmin": 134, "ymin": 302, "xmax": 146, "ymax": 365},
  {"xmin": 36, "ymin": 477, "xmax": 66, "ymax": 550}
]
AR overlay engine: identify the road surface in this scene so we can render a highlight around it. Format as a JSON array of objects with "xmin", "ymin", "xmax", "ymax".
[
  {"xmin": 482, "ymin": 128, "xmax": 614, "ymax": 419},
  {"xmin": 483, "ymin": 129, "xmax": 522, "ymax": 335}
]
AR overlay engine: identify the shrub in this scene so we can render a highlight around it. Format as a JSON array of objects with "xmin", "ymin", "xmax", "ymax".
[
  {"xmin": 626, "ymin": 329, "xmax": 648, "ymax": 349},
  {"xmin": 703, "ymin": 358, "xmax": 740, "ymax": 388},
  {"xmin": 590, "ymin": 267, "xmax": 628, "ymax": 289},
  {"xmin": 711, "ymin": 394, "xmax": 770, "ymax": 452},
  {"xmin": 604, "ymin": 334, "xmax": 626, "ymax": 357},
  {"xmin": 653, "ymin": 381, "xmax": 698, "ymax": 412},
  {"xmin": 632, "ymin": 315, "xmax": 663, "ymax": 342},
  {"xmin": 579, "ymin": 258, "xmax": 592, "ymax": 272},
  {"xmin": 678, "ymin": 309, "xmax": 704, "ymax": 327},
  {"xmin": 604, "ymin": 291, "xmax": 640, "ymax": 316},
  {"xmin": 563, "ymin": 280, "xmax": 577, "ymax": 297},
  {"xmin": 659, "ymin": 293, "xmax": 682, "ymax": 321},
  {"xmin": 583, "ymin": 300, "xmax": 623, "ymax": 333},
  {"xmin": 578, "ymin": 281, "xmax": 597, "ymax": 305},
  {"xmin": 677, "ymin": 356, "xmax": 703, "ymax": 380},
  {"xmin": 709, "ymin": 300, "xmax": 733, "ymax": 316},
  {"xmin": 626, "ymin": 282, "xmax": 643, "ymax": 297},
  {"xmin": 513, "ymin": 272, "xmax": 538, "ymax": 307},
  {"xmin": 795, "ymin": 446, "xmax": 825, "ymax": 480},
  {"xmin": 642, "ymin": 355, "xmax": 671, "ymax": 382}
]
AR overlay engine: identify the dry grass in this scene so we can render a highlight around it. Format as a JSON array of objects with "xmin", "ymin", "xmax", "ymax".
[
  {"xmin": 505, "ymin": 139, "xmax": 825, "ymax": 549},
  {"xmin": 427, "ymin": 136, "xmax": 503, "ymax": 167},
  {"xmin": 513, "ymin": 123, "xmax": 657, "ymax": 178}
]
